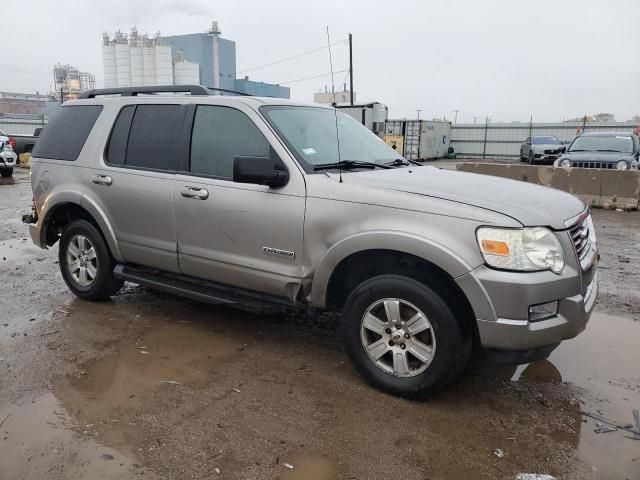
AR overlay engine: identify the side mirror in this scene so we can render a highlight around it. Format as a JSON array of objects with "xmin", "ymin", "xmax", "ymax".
[
  {"xmin": 560, "ymin": 146, "xmax": 567, "ymax": 152},
  {"xmin": 233, "ymin": 156, "xmax": 289, "ymax": 188}
]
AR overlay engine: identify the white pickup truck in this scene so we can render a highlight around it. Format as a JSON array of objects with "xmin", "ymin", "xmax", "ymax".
[{"xmin": 0, "ymin": 129, "xmax": 18, "ymax": 177}]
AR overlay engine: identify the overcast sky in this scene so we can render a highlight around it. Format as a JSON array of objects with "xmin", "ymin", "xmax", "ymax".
[{"xmin": 3, "ymin": 0, "xmax": 639, "ymax": 122}]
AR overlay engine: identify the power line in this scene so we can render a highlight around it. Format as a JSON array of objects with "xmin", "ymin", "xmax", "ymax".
[
  {"xmin": 237, "ymin": 39, "xmax": 347, "ymax": 75},
  {"xmin": 279, "ymin": 69, "xmax": 349, "ymax": 85},
  {"xmin": 0, "ymin": 64, "xmax": 51, "ymax": 77}
]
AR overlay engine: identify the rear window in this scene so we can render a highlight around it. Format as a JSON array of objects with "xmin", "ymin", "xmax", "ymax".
[{"xmin": 32, "ymin": 105, "xmax": 102, "ymax": 161}]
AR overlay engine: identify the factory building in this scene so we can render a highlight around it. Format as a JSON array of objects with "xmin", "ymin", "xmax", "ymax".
[{"xmin": 101, "ymin": 22, "xmax": 289, "ymax": 98}]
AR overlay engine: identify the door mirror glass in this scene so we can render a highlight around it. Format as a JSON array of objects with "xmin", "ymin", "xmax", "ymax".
[{"xmin": 233, "ymin": 156, "xmax": 289, "ymax": 188}]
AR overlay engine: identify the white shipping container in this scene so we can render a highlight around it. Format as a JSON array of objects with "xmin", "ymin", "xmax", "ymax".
[{"xmin": 419, "ymin": 121, "xmax": 451, "ymax": 159}]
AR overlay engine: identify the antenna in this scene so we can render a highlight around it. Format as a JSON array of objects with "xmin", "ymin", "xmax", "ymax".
[{"xmin": 326, "ymin": 26, "xmax": 342, "ymax": 183}]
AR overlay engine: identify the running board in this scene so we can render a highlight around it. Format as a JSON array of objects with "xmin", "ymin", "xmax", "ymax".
[{"xmin": 113, "ymin": 264, "xmax": 300, "ymax": 314}]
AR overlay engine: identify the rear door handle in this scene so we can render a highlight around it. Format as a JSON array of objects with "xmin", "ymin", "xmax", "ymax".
[
  {"xmin": 181, "ymin": 186, "xmax": 209, "ymax": 200},
  {"xmin": 92, "ymin": 174, "xmax": 112, "ymax": 186}
]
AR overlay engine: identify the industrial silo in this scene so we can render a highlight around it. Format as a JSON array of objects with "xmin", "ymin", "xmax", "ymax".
[
  {"xmin": 102, "ymin": 46, "xmax": 117, "ymax": 88},
  {"xmin": 115, "ymin": 33, "xmax": 131, "ymax": 87},
  {"xmin": 174, "ymin": 60, "xmax": 200, "ymax": 85},
  {"xmin": 143, "ymin": 39, "xmax": 157, "ymax": 85},
  {"xmin": 129, "ymin": 28, "xmax": 144, "ymax": 86},
  {"xmin": 155, "ymin": 45, "xmax": 173, "ymax": 85}
]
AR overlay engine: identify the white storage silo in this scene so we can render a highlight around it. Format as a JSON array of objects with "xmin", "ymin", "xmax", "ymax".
[
  {"xmin": 115, "ymin": 43, "xmax": 131, "ymax": 87},
  {"xmin": 143, "ymin": 46, "xmax": 157, "ymax": 85},
  {"xmin": 102, "ymin": 44, "xmax": 117, "ymax": 88},
  {"xmin": 174, "ymin": 60, "xmax": 200, "ymax": 85},
  {"xmin": 155, "ymin": 45, "xmax": 173, "ymax": 85},
  {"xmin": 130, "ymin": 47, "xmax": 144, "ymax": 86}
]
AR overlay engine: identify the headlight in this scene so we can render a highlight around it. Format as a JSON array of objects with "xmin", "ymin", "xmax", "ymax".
[
  {"xmin": 616, "ymin": 160, "xmax": 628, "ymax": 170},
  {"xmin": 477, "ymin": 227, "xmax": 565, "ymax": 274},
  {"xmin": 560, "ymin": 158, "xmax": 571, "ymax": 168}
]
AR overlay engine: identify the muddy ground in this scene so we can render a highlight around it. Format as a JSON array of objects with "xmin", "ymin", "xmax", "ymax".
[{"xmin": 1, "ymin": 168, "xmax": 639, "ymax": 480}]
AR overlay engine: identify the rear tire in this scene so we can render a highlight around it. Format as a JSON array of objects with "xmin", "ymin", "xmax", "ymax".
[
  {"xmin": 342, "ymin": 275, "xmax": 471, "ymax": 398},
  {"xmin": 58, "ymin": 219, "xmax": 123, "ymax": 300},
  {"xmin": 0, "ymin": 167, "xmax": 13, "ymax": 178}
]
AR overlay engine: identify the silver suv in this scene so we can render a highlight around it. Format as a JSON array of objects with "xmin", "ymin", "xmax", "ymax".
[{"xmin": 24, "ymin": 85, "xmax": 598, "ymax": 397}]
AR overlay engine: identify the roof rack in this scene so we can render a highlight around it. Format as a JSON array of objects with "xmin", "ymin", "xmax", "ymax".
[{"xmin": 79, "ymin": 84, "xmax": 249, "ymax": 99}]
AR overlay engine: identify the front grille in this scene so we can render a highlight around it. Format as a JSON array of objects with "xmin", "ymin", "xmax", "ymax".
[
  {"xmin": 571, "ymin": 161, "xmax": 613, "ymax": 169},
  {"xmin": 568, "ymin": 215, "xmax": 592, "ymax": 263},
  {"xmin": 544, "ymin": 149, "xmax": 561, "ymax": 155}
]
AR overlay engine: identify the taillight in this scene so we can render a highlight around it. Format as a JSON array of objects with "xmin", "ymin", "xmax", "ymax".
[{"xmin": 8, "ymin": 137, "xmax": 16, "ymax": 149}]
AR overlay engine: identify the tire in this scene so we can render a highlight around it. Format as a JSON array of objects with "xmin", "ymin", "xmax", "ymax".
[
  {"xmin": 528, "ymin": 152, "xmax": 535, "ymax": 165},
  {"xmin": 1, "ymin": 167, "xmax": 13, "ymax": 178},
  {"xmin": 342, "ymin": 275, "xmax": 471, "ymax": 398},
  {"xmin": 58, "ymin": 219, "xmax": 123, "ymax": 300}
]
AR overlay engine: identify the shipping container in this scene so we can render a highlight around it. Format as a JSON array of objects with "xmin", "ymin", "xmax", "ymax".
[
  {"xmin": 336, "ymin": 103, "xmax": 388, "ymax": 138},
  {"xmin": 385, "ymin": 120, "xmax": 452, "ymax": 160},
  {"xmin": 383, "ymin": 135, "xmax": 404, "ymax": 156}
]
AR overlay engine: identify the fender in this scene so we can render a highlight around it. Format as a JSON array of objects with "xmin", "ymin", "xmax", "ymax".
[
  {"xmin": 309, "ymin": 230, "xmax": 480, "ymax": 308},
  {"xmin": 37, "ymin": 190, "xmax": 124, "ymax": 262}
]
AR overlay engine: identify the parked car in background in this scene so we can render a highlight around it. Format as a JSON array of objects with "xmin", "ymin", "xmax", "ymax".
[
  {"xmin": 520, "ymin": 135, "xmax": 565, "ymax": 164},
  {"xmin": 24, "ymin": 85, "xmax": 598, "ymax": 397},
  {"xmin": 11, "ymin": 127, "xmax": 42, "ymax": 156},
  {"xmin": 554, "ymin": 132, "xmax": 640, "ymax": 170},
  {"xmin": 0, "ymin": 129, "xmax": 18, "ymax": 178}
]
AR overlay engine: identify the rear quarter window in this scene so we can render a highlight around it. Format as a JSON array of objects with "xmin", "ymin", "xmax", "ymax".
[{"xmin": 32, "ymin": 105, "xmax": 103, "ymax": 161}]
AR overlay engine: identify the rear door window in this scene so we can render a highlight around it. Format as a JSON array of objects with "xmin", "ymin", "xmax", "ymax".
[
  {"xmin": 32, "ymin": 105, "xmax": 102, "ymax": 161},
  {"xmin": 105, "ymin": 105, "xmax": 135, "ymax": 166},
  {"xmin": 190, "ymin": 105, "xmax": 270, "ymax": 178},
  {"xmin": 125, "ymin": 105, "xmax": 185, "ymax": 171}
]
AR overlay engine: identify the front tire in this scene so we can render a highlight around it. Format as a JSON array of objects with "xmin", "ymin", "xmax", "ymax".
[
  {"xmin": 0, "ymin": 167, "xmax": 13, "ymax": 178},
  {"xmin": 342, "ymin": 275, "xmax": 470, "ymax": 398},
  {"xmin": 59, "ymin": 219, "xmax": 123, "ymax": 300}
]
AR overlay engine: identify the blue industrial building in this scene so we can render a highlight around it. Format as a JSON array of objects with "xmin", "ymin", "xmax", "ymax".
[{"xmin": 162, "ymin": 22, "xmax": 290, "ymax": 98}]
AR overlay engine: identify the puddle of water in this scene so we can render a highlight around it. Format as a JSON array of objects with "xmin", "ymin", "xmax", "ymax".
[
  {"xmin": 281, "ymin": 457, "xmax": 339, "ymax": 480},
  {"xmin": 0, "ymin": 237, "xmax": 41, "ymax": 262},
  {"xmin": 548, "ymin": 312, "xmax": 640, "ymax": 479},
  {"xmin": 54, "ymin": 320, "xmax": 244, "ymax": 455},
  {"xmin": 0, "ymin": 393, "xmax": 156, "ymax": 479}
]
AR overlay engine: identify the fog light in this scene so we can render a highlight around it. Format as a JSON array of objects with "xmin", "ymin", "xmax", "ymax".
[{"xmin": 529, "ymin": 301, "xmax": 558, "ymax": 322}]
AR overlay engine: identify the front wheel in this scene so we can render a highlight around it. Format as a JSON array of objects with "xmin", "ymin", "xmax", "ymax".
[
  {"xmin": 342, "ymin": 275, "xmax": 470, "ymax": 398},
  {"xmin": 59, "ymin": 219, "xmax": 123, "ymax": 300}
]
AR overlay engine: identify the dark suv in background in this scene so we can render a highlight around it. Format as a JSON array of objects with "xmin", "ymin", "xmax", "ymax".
[{"xmin": 554, "ymin": 132, "xmax": 640, "ymax": 170}]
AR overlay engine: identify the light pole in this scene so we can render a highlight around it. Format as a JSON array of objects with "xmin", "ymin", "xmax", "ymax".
[
  {"xmin": 453, "ymin": 110, "xmax": 459, "ymax": 123},
  {"xmin": 416, "ymin": 109, "xmax": 422, "ymax": 120}
]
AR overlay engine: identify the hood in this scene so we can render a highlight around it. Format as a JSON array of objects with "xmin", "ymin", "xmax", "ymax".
[
  {"xmin": 562, "ymin": 151, "xmax": 635, "ymax": 162},
  {"xmin": 343, "ymin": 166, "xmax": 585, "ymax": 229}
]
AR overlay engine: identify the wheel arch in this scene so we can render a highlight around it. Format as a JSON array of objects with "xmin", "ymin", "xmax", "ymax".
[{"xmin": 38, "ymin": 194, "xmax": 123, "ymax": 262}]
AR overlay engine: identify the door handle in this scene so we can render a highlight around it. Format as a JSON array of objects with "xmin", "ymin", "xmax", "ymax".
[
  {"xmin": 92, "ymin": 174, "xmax": 113, "ymax": 186},
  {"xmin": 181, "ymin": 186, "xmax": 209, "ymax": 200}
]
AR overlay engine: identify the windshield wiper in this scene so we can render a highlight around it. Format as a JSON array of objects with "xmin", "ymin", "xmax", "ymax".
[
  {"xmin": 313, "ymin": 160, "xmax": 393, "ymax": 171},
  {"xmin": 595, "ymin": 149, "xmax": 625, "ymax": 153},
  {"xmin": 384, "ymin": 158, "xmax": 422, "ymax": 167}
]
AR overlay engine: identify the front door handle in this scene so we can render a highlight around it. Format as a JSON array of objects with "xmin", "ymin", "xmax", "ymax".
[
  {"xmin": 181, "ymin": 186, "xmax": 209, "ymax": 200},
  {"xmin": 92, "ymin": 174, "xmax": 113, "ymax": 186}
]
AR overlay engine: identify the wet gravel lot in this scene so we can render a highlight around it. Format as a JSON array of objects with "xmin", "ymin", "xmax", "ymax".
[{"xmin": 1, "ymin": 168, "xmax": 639, "ymax": 480}]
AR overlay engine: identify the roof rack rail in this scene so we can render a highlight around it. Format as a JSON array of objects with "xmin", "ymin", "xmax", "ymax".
[{"xmin": 79, "ymin": 84, "xmax": 249, "ymax": 99}]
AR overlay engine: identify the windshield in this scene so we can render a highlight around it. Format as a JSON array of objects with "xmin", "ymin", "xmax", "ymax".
[
  {"xmin": 569, "ymin": 135, "xmax": 633, "ymax": 153},
  {"xmin": 261, "ymin": 106, "xmax": 402, "ymax": 171},
  {"xmin": 532, "ymin": 136, "xmax": 560, "ymax": 145}
]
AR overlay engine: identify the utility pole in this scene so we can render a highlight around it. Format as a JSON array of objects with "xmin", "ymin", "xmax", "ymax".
[
  {"xmin": 453, "ymin": 110, "xmax": 459, "ymax": 123},
  {"xmin": 529, "ymin": 114, "xmax": 533, "ymax": 139},
  {"xmin": 482, "ymin": 116, "xmax": 489, "ymax": 160},
  {"xmin": 416, "ymin": 109, "xmax": 422, "ymax": 120},
  {"xmin": 348, "ymin": 33, "xmax": 354, "ymax": 106}
]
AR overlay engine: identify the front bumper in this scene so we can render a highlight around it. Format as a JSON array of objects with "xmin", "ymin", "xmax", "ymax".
[
  {"xmin": 0, "ymin": 150, "xmax": 17, "ymax": 167},
  {"xmin": 29, "ymin": 222, "xmax": 44, "ymax": 248},
  {"xmin": 457, "ymin": 254, "xmax": 597, "ymax": 353}
]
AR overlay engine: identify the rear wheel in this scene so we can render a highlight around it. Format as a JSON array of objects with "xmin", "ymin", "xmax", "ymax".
[
  {"xmin": 342, "ymin": 275, "xmax": 470, "ymax": 398},
  {"xmin": 0, "ymin": 167, "xmax": 13, "ymax": 178},
  {"xmin": 59, "ymin": 219, "xmax": 123, "ymax": 300}
]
